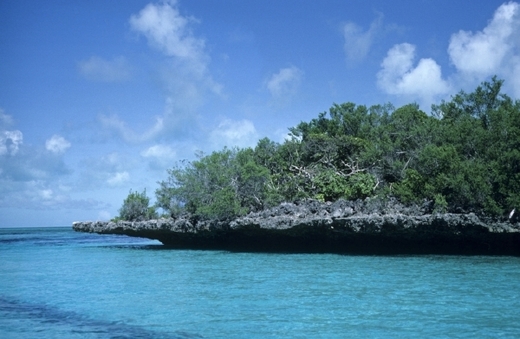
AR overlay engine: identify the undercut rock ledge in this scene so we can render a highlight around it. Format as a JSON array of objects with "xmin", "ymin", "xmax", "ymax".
[{"xmin": 73, "ymin": 200, "xmax": 520, "ymax": 255}]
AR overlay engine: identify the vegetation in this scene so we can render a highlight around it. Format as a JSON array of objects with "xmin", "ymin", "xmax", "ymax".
[
  {"xmin": 152, "ymin": 78, "xmax": 519, "ymax": 220},
  {"xmin": 116, "ymin": 189, "xmax": 157, "ymax": 221}
]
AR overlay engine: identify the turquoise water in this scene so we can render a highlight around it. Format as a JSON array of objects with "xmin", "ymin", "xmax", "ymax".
[{"xmin": 1, "ymin": 228, "xmax": 520, "ymax": 338}]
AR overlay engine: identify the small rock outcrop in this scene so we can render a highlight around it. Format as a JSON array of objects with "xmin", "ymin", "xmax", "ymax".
[{"xmin": 73, "ymin": 199, "xmax": 520, "ymax": 255}]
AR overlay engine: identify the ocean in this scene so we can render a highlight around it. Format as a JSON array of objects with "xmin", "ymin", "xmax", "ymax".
[{"xmin": 1, "ymin": 227, "xmax": 520, "ymax": 338}]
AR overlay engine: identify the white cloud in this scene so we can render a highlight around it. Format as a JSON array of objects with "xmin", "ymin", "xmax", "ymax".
[
  {"xmin": 130, "ymin": 0, "xmax": 221, "ymax": 93},
  {"xmin": 107, "ymin": 171, "xmax": 130, "ymax": 187},
  {"xmin": 140, "ymin": 144, "xmax": 178, "ymax": 171},
  {"xmin": 0, "ymin": 130, "xmax": 23, "ymax": 156},
  {"xmin": 0, "ymin": 179, "xmax": 107, "ymax": 211},
  {"xmin": 375, "ymin": 3, "xmax": 520, "ymax": 106},
  {"xmin": 449, "ymin": 2, "xmax": 519, "ymax": 75},
  {"xmin": 0, "ymin": 108, "xmax": 14, "ymax": 129},
  {"xmin": 377, "ymin": 43, "xmax": 450, "ymax": 106},
  {"xmin": 78, "ymin": 56, "xmax": 131, "ymax": 82},
  {"xmin": 99, "ymin": 0, "xmax": 222, "ymax": 144},
  {"xmin": 99, "ymin": 114, "xmax": 164, "ymax": 143},
  {"xmin": 1, "ymin": 127, "xmax": 70, "ymax": 184},
  {"xmin": 77, "ymin": 152, "xmax": 132, "ymax": 190},
  {"xmin": 210, "ymin": 119, "xmax": 259, "ymax": 149},
  {"xmin": 45, "ymin": 135, "xmax": 71, "ymax": 154},
  {"xmin": 40, "ymin": 189, "xmax": 53, "ymax": 200},
  {"xmin": 141, "ymin": 144, "xmax": 176, "ymax": 159},
  {"xmin": 130, "ymin": 1, "xmax": 202, "ymax": 62},
  {"xmin": 343, "ymin": 15, "xmax": 383, "ymax": 62},
  {"xmin": 0, "ymin": 113, "xmax": 84, "ymax": 213},
  {"xmin": 448, "ymin": 1, "xmax": 520, "ymax": 95},
  {"xmin": 266, "ymin": 66, "xmax": 304, "ymax": 105}
]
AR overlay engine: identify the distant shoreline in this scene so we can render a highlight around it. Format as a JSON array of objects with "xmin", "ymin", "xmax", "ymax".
[{"xmin": 0, "ymin": 226, "xmax": 70, "ymax": 229}]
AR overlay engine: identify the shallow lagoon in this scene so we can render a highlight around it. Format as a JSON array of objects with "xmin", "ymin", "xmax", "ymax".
[{"xmin": 1, "ymin": 227, "xmax": 520, "ymax": 338}]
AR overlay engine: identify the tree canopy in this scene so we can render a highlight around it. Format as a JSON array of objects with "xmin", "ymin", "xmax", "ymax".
[{"xmin": 151, "ymin": 78, "xmax": 519, "ymax": 220}]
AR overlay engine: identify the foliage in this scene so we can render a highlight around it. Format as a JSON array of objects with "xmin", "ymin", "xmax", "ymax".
[
  {"xmin": 433, "ymin": 194, "xmax": 448, "ymax": 214},
  {"xmin": 148, "ymin": 77, "xmax": 520, "ymax": 219},
  {"xmin": 117, "ymin": 189, "xmax": 157, "ymax": 221},
  {"xmin": 156, "ymin": 148, "xmax": 272, "ymax": 220}
]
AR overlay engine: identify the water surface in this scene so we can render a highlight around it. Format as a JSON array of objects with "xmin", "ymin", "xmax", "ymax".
[{"xmin": 1, "ymin": 227, "xmax": 519, "ymax": 338}]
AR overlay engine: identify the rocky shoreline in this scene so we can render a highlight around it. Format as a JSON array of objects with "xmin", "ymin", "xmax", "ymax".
[{"xmin": 73, "ymin": 199, "xmax": 520, "ymax": 255}]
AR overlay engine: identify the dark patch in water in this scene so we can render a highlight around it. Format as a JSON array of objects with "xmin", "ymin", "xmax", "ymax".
[
  {"xmin": 0, "ymin": 230, "xmax": 158, "ymax": 248},
  {"xmin": 0, "ymin": 235, "xmax": 101, "ymax": 247},
  {"xmin": 0, "ymin": 296, "xmax": 203, "ymax": 339}
]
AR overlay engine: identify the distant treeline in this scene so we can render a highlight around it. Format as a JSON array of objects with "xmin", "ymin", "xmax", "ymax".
[{"xmin": 118, "ymin": 77, "xmax": 520, "ymax": 221}]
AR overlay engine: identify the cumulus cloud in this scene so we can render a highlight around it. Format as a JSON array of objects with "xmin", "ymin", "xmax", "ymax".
[
  {"xmin": 99, "ymin": 114, "xmax": 164, "ymax": 143},
  {"xmin": 130, "ymin": 0, "xmax": 222, "ymax": 99},
  {"xmin": 449, "ymin": 2, "xmax": 519, "ymax": 75},
  {"xmin": 376, "ymin": 2, "xmax": 520, "ymax": 104},
  {"xmin": 39, "ymin": 188, "xmax": 53, "ymax": 200},
  {"xmin": 1, "ymin": 145, "xmax": 71, "ymax": 183},
  {"xmin": 107, "ymin": 171, "xmax": 130, "ymax": 187},
  {"xmin": 1, "ymin": 129, "xmax": 69, "ymax": 184},
  {"xmin": 266, "ymin": 66, "xmax": 304, "ymax": 105},
  {"xmin": 78, "ymin": 152, "xmax": 131, "ymax": 190},
  {"xmin": 448, "ymin": 1, "xmax": 520, "ymax": 95},
  {"xmin": 45, "ymin": 135, "xmax": 71, "ymax": 154},
  {"xmin": 0, "ymin": 108, "xmax": 14, "ymax": 128},
  {"xmin": 130, "ymin": 1, "xmax": 203, "ymax": 65},
  {"xmin": 78, "ymin": 56, "xmax": 132, "ymax": 82},
  {"xmin": 141, "ymin": 144, "xmax": 176, "ymax": 159},
  {"xmin": 0, "ymin": 111, "xmax": 86, "ymax": 213},
  {"xmin": 343, "ymin": 15, "xmax": 383, "ymax": 62},
  {"xmin": 0, "ymin": 131, "xmax": 82, "ymax": 210},
  {"xmin": 0, "ymin": 109, "xmax": 22, "ymax": 156},
  {"xmin": 98, "ymin": 0, "xmax": 222, "ymax": 143},
  {"xmin": 140, "ymin": 144, "xmax": 178, "ymax": 171},
  {"xmin": 210, "ymin": 119, "xmax": 259, "ymax": 149},
  {"xmin": 0, "ymin": 178, "xmax": 107, "ymax": 210},
  {"xmin": 0, "ymin": 130, "xmax": 23, "ymax": 156},
  {"xmin": 377, "ymin": 43, "xmax": 450, "ymax": 106}
]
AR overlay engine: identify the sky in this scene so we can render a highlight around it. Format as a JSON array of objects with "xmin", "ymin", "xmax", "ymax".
[{"xmin": 1, "ymin": 0, "xmax": 520, "ymax": 227}]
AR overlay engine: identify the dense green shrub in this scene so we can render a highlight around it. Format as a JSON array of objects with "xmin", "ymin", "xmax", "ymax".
[
  {"xmin": 117, "ymin": 189, "xmax": 157, "ymax": 221},
  {"xmin": 156, "ymin": 148, "xmax": 272, "ymax": 219}
]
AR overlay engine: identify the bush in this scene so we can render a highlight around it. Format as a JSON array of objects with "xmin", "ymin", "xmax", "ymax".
[
  {"xmin": 155, "ymin": 147, "xmax": 271, "ymax": 220},
  {"xmin": 433, "ymin": 194, "xmax": 448, "ymax": 213},
  {"xmin": 118, "ymin": 189, "xmax": 157, "ymax": 221}
]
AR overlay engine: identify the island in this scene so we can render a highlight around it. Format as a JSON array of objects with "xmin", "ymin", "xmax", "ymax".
[{"xmin": 73, "ymin": 79, "xmax": 520, "ymax": 255}]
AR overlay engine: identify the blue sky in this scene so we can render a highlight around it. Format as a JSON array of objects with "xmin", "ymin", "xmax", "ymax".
[{"xmin": 1, "ymin": 0, "xmax": 519, "ymax": 227}]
